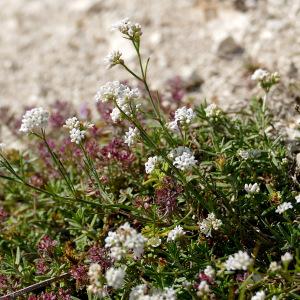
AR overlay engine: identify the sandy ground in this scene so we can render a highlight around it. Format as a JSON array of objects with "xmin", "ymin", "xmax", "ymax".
[{"xmin": 0, "ymin": 0, "xmax": 300, "ymax": 118}]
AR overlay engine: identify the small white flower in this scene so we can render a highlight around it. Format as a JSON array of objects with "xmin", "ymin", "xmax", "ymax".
[
  {"xmin": 112, "ymin": 18, "xmax": 142, "ymax": 39},
  {"xmin": 205, "ymin": 103, "xmax": 220, "ymax": 117},
  {"xmin": 105, "ymin": 222, "xmax": 147, "ymax": 261},
  {"xmin": 69, "ymin": 128, "xmax": 86, "ymax": 144},
  {"xmin": 19, "ymin": 107, "xmax": 49, "ymax": 133},
  {"xmin": 204, "ymin": 265, "xmax": 215, "ymax": 279},
  {"xmin": 281, "ymin": 252, "xmax": 293, "ymax": 263},
  {"xmin": 295, "ymin": 194, "xmax": 300, "ymax": 203},
  {"xmin": 104, "ymin": 50, "xmax": 123, "ymax": 69},
  {"xmin": 251, "ymin": 290, "xmax": 266, "ymax": 300},
  {"xmin": 175, "ymin": 106, "xmax": 195, "ymax": 125},
  {"xmin": 167, "ymin": 225, "xmax": 185, "ymax": 242},
  {"xmin": 199, "ymin": 213, "xmax": 222, "ymax": 237},
  {"xmin": 244, "ymin": 183, "xmax": 260, "ymax": 194},
  {"xmin": 167, "ymin": 120, "xmax": 180, "ymax": 132},
  {"xmin": 225, "ymin": 251, "xmax": 253, "ymax": 271},
  {"xmin": 196, "ymin": 281, "xmax": 210, "ymax": 297},
  {"xmin": 64, "ymin": 117, "xmax": 80, "ymax": 129},
  {"xmin": 238, "ymin": 149, "xmax": 250, "ymax": 160},
  {"xmin": 124, "ymin": 127, "xmax": 139, "ymax": 147},
  {"xmin": 87, "ymin": 263, "xmax": 108, "ymax": 297},
  {"xmin": 129, "ymin": 285, "xmax": 176, "ymax": 300},
  {"xmin": 0, "ymin": 143, "xmax": 6, "ymax": 151},
  {"xmin": 145, "ymin": 156, "xmax": 159, "ymax": 174},
  {"xmin": 169, "ymin": 146, "xmax": 197, "ymax": 171},
  {"xmin": 268, "ymin": 261, "xmax": 281, "ymax": 272},
  {"xmin": 251, "ymin": 69, "xmax": 269, "ymax": 81},
  {"xmin": 105, "ymin": 267, "xmax": 126, "ymax": 289},
  {"xmin": 275, "ymin": 202, "xmax": 293, "ymax": 214}
]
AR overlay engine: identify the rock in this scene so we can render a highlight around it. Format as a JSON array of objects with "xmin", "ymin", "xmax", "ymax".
[{"xmin": 216, "ymin": 36, "xmax": 244, "ymax": 59}]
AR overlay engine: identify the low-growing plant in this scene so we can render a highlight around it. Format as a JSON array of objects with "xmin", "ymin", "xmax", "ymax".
[{"xmin": 0, "ymin": 18, "xmax": 299, "ymax": 300}]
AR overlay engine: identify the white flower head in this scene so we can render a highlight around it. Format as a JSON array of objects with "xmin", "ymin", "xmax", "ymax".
[
  {"xmin": 19, "ymin": 107, "xmax": 49, "ymax": 133},
  {"xmin": 64, "ymin": 117, "xmax": 80, "ymax": 129},
  {"xmin": 197, "ymin": 281, "xmax": 210, "ymax": 297},
  {"xmin": 105, "ymin": 222, "xmax": 147, "ymax": 261},
  {"xmin": 104, "ymin": 50, "xmax": 123, "ymax": 69},
  {"xmin": 204, "ymin": 265, "xmax": 215, "ymax": 279},
  {"xmin": 112, "ymin": 18, "xmax": 142, "ymax": 39},
  {"xmin": 268, "ymin": 261, "xmax": 281, "ymax": 272},
  {"xmin": 167, "ymin": 225, "xmax": 185, "ymax": 242},
  {"xmin": 275, "ymin": 202, "xmax": 293, "ymax": 214},
  {"xmin": 145, "ymin": 156, "xmax": 159, "ymax": 174},
  {"xmin": 129, "ymin": 285, "xmax": 176, "ymax": 300},
  {"xmin": 124, "ymin": 127, "xmax": 139, "ymax": 147},
  {"xmin": 105, "ymin": 267, "xmax": 126, "ymax": 289},
  {"xmin": 251, "ymin": 290, "xmax": 266, "ymax": 300},
  {"xmin": 70, "ymin": 128, "xmax": 86, "ymax": 144},
  {"xmin": 64, "ymin": 117, "xmax": 93, "ymax": 144},
  {"xmin": 244, "ymin": 183, "xmax": 260, "ymax": 194},
  {"xmin": 174, "ymin": 106, "xmax": 195, "ymax": 125},
  {"xmin": 87, "ymin": 263, "xmax": 108, "ymax": 297},
  {"xmin": 199, "ymin": 213, "xmax": 222, "ymax": 237},
  {"xmin": 169, "ymin": 146, "xmax": 197, "ymax": 171},
  {"xmin": 205, "ymin": 103, "xmax": 220, "ymax": 118},
  {"xmin": 225, "ymin": 251, "xmax": 253, "ymax": 271},
  {"xmin": 295, "ymin": 194, "xmax": 300, "ymax": 203},
  {"xmin": 281, "ymin": 252, "xmax": 293, "ymax": 264},
  {"xmin": 251, "ymin": 69, "xmax": 269, "ymax": 81},
  {"xmin": 95, "ymin": 81, "xmax": 139, "ymax": 122}
]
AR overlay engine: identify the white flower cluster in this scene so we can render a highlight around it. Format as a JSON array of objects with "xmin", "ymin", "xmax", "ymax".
[
  {"xmin": 204, "ymin": 265, "xmax": 215, "ymax": 279},
  {"xmin": 251, "ymin": 69, "xmax": 269, "ymax": 81},
  {"xmin": 95, "ymin": 81, "xmax": 140, "ymax": 122},
  {"xmin": 105, "ymin": 267, "xmax": 126, "ymax": 289},
  {"xmin": 105, "ymin": 222, "xmax": 147, "ymax": 261},
  {"xmin": 167, "ymin": 225, "xmax": 185, "ymax": 242},
  {"xmin": 145, "ymin": 156, "xmax": 159, "ymax": 174},
  {"xmin": 251, "ymin": 291, "xmax": 266, "ymax": 300},
  {"xmin": 225, "ymin": 251, "xmax": 253, "ymax": 271},
  {"xmin": 87, "ymin": 263, "xmax": 108, "ymax": 298},
  {"xmin": 204, "ymin": 103, "xmax": 220, "ymax": 118},
  {"xmin": 196, "ymin": 281, "xmax": 210, "ymax": 297},
  {"xmin": 167, "ymin": 106, "xmax": 195, "ymax": 132},
  {"xmin": 129, "ymin": 285, "xmax": 176, "ymax": 300},
  {"xmin": 112, "ymin": 18, "xmax": 142, "ymax": 39},
  {"xmin": 237, "ymin": 149, "xmax": 261, "ymax": 160},
  {"xmin": 275, "ymin": 202, "xmax": 293, "ymax": 214},
  {"xmin": 169, "ymin": 146, "xmax": 197, "ymax": 171},
  {"xmin": 295, "ymin": 194, "xmax": 300, "ymax": 203},
  {"xmin": 124, "ymin": 127, "xmax": 139, "ymax": 147},
  {"xmin": 19, "ymin": 107, "xmax": 49, "ymax": 133},
  {"xmin": 281, "ymin": 252, "xmax": 293, "ymax": 263},
  {"xmin": 199, "ymin": 213, "xmax": 222, "ymax": 237},
  {"xmin": 268, "ymin": 261, "xmax": 281, "ymax": 272},
  {"xmin": 244, "ymin": 183, "xmax": 260, "ymax": 194},
  {"xmin": 64, "ymin": 117, "xmax": 93, "ymax": 144},
  {"xmin": 104, "ymin": 50, "xmax": 123, "ymax": 69}
]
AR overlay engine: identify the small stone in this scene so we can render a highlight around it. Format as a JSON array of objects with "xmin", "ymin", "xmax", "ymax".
[{"xmin": 216, "ymin": 36, "xmax": 244, "ymax": 59}]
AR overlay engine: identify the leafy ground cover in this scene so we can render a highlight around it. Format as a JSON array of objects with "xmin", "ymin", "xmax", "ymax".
[{"xmin": 0, "ymin": 19, "xmax": 299, "ymax": 300}]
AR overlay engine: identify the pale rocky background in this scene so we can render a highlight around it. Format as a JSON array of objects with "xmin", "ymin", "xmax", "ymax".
[{"xmin": 1, "ymin": 0, "xmax": 300, "ymax": 125}]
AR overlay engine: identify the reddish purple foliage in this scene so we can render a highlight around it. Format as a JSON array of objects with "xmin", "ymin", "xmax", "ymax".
[
  {"xmin": 88, "ymin": 245, "xmax": 112, "ymax": 270},
  {"xmin": 35, "ymin": 259, "xmax": 48, "ymax": 275},
  {"xmin": 0, "ymin": 275, "xmax": 8, "ymax": 289},
  {"xmin": 37, "ymin": 235, "xmax": 57, "ymax": 256},
  {"xmin": 49, "ymin": 100, "xmax": 75, "ymax": 128},
  {"xmin": 0, "ymin": 207, "xmax": 8, "ymax": 222},
  {"xmin": 166, "ymin": 76, "xmax": 185, "ymax": 102},
  {"xmin": 155, "ymin": 177, "xmax": 182, "ymax": 216},
  {"xmin": 198, "ymin": 272, "xmax": 214, "ymax": 284},
  {"xmin": 70, "ymin": 265, "xmax": 89, "ymax": 288},
  {"xmin": 101, "ymin": 138, "xmax": 135, "ymax": 166}
]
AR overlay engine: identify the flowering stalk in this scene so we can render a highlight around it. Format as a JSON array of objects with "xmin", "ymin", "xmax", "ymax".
[{"xmin": 79, "ymin": 143, "xmax": 112, "ymax": 203}]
